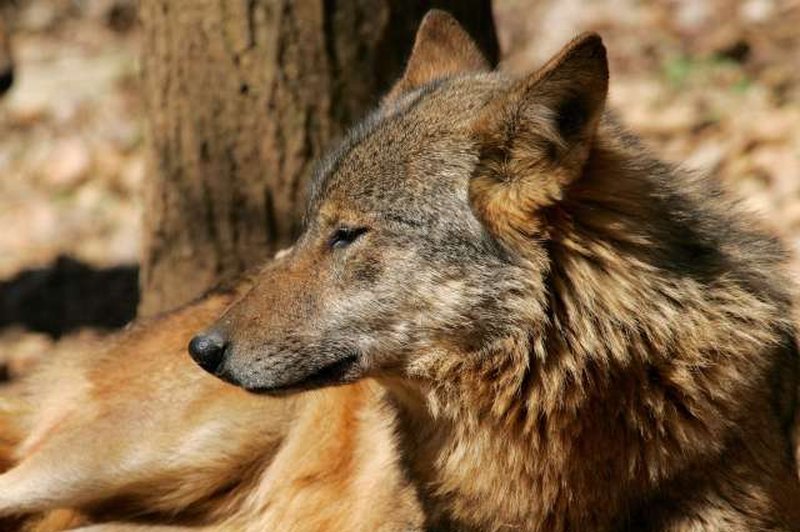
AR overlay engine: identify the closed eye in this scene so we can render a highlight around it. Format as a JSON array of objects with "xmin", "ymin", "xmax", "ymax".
[{"xmin": 329, "ymin": 226, "xmax": 369, "ymax": 250}]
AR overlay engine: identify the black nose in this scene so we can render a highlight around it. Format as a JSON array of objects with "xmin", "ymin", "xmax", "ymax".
[
  {"xmin": 0, "ymin": 67, "xmax": 13, "ymax": 95},
  {"xmin": 188, "ymin": 331, "xmax": 227, "ymax": 374}
]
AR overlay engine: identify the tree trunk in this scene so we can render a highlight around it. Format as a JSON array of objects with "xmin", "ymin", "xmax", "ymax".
[{"xmin": 138, "ymin": 0, "xmax": 498, "ymax": 316}]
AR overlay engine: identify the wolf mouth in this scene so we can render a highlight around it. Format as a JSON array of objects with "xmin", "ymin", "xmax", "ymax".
[{"xmin": 249, "ymin": 353, "xmax": 361, "ymax": 396}]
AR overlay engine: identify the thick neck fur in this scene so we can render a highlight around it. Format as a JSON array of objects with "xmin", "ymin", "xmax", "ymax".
[{"xmin": 385, "ymin": 119, "xmax": 794, "ymax": 531}]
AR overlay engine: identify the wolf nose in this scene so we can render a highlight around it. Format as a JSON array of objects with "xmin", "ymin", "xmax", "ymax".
[
  {"xmin": 0, "ymin": 67, "xmax": 13, "ymax": 95},
  {"xmin": 188, "ymin": 331, "xmax": 227, "ymax": 374}
]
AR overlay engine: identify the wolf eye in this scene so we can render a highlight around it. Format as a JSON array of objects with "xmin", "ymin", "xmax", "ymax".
[{"xmin": 328, "ymin": 227, "xmax": 368, "ymax": 249}]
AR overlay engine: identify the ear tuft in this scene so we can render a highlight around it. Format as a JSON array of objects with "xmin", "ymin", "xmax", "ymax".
[
  {"xmin": 385, "ymin": 10, "xmax": 489, "ymax": 102},
  {"xmin": 469, "ymin": 33, "xmax": 609, "ymax": 246},
  {"xmin": 475, "ymin": 31, "xmax": 609, "ymax": 175}
]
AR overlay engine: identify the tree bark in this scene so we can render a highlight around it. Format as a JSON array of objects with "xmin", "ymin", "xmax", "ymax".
[{"xmin": 139, "ymin": 0, "xmax": 498, "ymax": 316}]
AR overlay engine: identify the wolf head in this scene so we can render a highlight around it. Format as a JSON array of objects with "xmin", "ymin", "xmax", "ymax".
[{"xmin": 189, "ymin": 11, "xmax": 609, "ymax": 394}]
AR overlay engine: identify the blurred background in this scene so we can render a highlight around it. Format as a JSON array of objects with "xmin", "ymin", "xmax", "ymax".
[{"xmin": 0, "ymin": 0, "xmax": 798, "ymax": 381}]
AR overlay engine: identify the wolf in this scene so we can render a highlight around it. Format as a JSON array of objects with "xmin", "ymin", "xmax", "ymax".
[
  {"xmin": 0, "ymin": 277, "xmax": 423, "ymax": 531},
  {"xmin": 187, "ymin": 10, "xmax": 800, "ymax": 530},
  {"xmin": 0, "ymin": 9, "xmax": 798, "ymax": 532}
]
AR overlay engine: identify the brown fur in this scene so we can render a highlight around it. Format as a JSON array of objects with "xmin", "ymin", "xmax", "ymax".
[{"xmin": 0, "ymin": 10, "xmax": 798, "ymax": 531}]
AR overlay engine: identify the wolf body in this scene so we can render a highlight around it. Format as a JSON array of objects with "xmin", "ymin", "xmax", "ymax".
[
  {"xmin": 1, "ymin": 10, "xmax": 798, "ymax": 532},
  {"xmin": 189, "ymin": 11, "xmax": 800, "ymax": 530}
]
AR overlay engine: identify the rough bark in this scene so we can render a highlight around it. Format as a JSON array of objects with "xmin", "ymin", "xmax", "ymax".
[{"xmin": 139, "ymin": 0, "xmax": 498, "ymax": 316}]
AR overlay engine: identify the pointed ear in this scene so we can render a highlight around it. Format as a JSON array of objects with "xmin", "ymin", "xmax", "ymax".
[
  {"xmin": 385, "ymin": 10, "xmax": 490, "ymax": 103},
  {"xmin": 470, "ymin": 33, "xmax": 608, "ymax": 244}
]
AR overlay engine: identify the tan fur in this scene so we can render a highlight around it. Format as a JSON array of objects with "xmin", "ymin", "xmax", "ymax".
[
  {"xmin": 0, "ymin": 286, "xmax": 289, "ymax": 520},
  {"xmin": 0, "ymin": 276, "xmax": 422, "ymax": 530}
]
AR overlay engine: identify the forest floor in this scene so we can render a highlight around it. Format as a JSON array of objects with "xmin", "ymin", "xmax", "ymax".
[{"xmin": 1, "ymin": 0, "xmax": 799, "ymax": 379}]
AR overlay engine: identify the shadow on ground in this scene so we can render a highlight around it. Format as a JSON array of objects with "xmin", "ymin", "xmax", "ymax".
[{"xmin": 0, "ymin": 256, "xmax": 138, "ymax": 338}]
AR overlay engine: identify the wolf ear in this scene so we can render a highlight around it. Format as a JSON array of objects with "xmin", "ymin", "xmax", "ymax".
[
  {"xmin": 470, "ymin": 33, "xmax": 608, "ymax": 244},
  {"xmin": 385, "ymin": 10, "xmax": 490, "ymax": 102}
]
